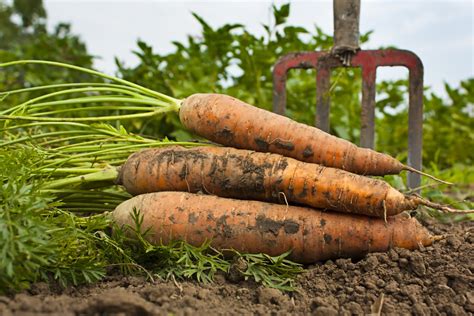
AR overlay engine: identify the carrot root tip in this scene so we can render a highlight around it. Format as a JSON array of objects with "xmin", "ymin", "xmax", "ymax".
[
  {"xmin": 409, "ymin": 194, "xmax": 474, "ymax": 214},
  {"xmin": 403, "ymin": 166, "xmax": 453, "ymax": 185}
]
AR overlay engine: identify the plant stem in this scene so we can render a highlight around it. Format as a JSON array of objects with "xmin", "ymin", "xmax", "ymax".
[
  {"xmin": 41, "ymin": 167, "xmax": 104, "ymax": 174},
  {"xmin": 38, "ymin": 140, "xmax": 204, "ymax": 169},
  {"xmin": 0, "ymin": 60, "xmax": 182, "ymax": 106},
  {"xmin": 60, "ymin": 202, "xmax": 118, "ymax": 208},
  {"xmin": 63, "ymin": 208, "xmax": 115, "ymax": 213},
  {"xmin": 42, "ymin": 167, "xmax": 119, "ymax": 190},
  {"xmin": 0, "ymin": 110, "xmax": 167, "ymax": 122},
  {"xmin": 0, "ymin": 82, "xmax": 151, "ymax": 97},
  {"xmin": 42, "ymin": 189, "xmax": 129, "ymax": 199},
  {"xmin": 32, "ymin": 105, "xmax": 158, "ymax": 117},
  {"xmin": 0, "ymin": 130, "xmax": 92, "ymax": 147},
  {"xmin": 10, "ymin": 96, "xmax": 170, "ymax": 110},
  {"xmin": 0, "ymin": 121, "xmax": 93, "ymax": 131},
  {"xmin": 4, "ymin": 86, "xmax": 154, "ymax": 115},
  {"xmin": 38, "ymin": 135, "xmax": 114, "ymax": 147},
  {"xmin": 58, "ymin": 143, "xmax": 148, "ymax": 153}
]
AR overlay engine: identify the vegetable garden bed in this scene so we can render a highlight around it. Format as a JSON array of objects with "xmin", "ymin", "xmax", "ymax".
[
  {"xmin": 1, "ymin": 3, "xmax": 472, "ymax": 313},
  {"xmin": 1, "ymin": 218, "xmax": 471, "ymax": 315},
  {"xmin": 0, "ymin": 59, "xmax": 472, "ymax": 313}
]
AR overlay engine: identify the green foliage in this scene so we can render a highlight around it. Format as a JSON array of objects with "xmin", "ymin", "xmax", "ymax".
[
  {"xmin": 374, "ymin": 78, "xmax": 473, "ymax": 169},
  {"xmin": 422, "ymin": 80, "xmax": 473, "ymax": 167},
  {"xmin": 12, "ymin": 0, "xmax": 46, "ymax": 27},
  {"xmin": 0, "ymin": 0, "xmax": 95, "ymax": 111},
  {"xmin": 233, "ymin": 251, "xmax": 303, "ymax": 291},
  {"xmin": 0, "ymin": 148, "xmax": 54, "ymax": 291},
  {"xmin": 420, "ymin": 164, "xmax": 473, "ymax": 220},
  {"xmin": 0, "ymin": 147, "xmax": 113, "ymax": 293}
]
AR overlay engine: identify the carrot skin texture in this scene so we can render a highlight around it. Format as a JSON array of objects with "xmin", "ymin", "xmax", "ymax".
[
  {"xmin": 117, "ymin": 146, "xmax": 417, "ymax": 217},
  {"xmin": 112, "ymin": 192, "xmax": 434, "ymax": 264},
  {"xmin": 179, "ymin": 93, "xmax": 405, "ymax": 176}
]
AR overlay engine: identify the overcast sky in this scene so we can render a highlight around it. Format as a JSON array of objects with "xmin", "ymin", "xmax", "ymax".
[{"xmin": 43, "ymin": 0, "xmax": 473, "ymax": 95}]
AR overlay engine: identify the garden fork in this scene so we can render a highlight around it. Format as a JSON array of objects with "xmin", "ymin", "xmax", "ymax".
[{"xmin": 272, "ymin": 0, "xmax": 424, "ymax": 189}]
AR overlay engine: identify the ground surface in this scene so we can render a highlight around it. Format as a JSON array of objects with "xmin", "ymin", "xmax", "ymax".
[{"xmin": 1, "ymin": 217, "xmax": 472, "ymax": 316}]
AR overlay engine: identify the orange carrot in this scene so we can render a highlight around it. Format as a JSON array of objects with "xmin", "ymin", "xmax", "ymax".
[
  {"xmin": 112, "ymin": 192, "xmax": 437, "ymax": 264},
  {"xmin": 179, "ymin": 93, "xmax": 448, "ymax": 184},
  {"xmin": 116, "ymin": 146, "xmax": 456, "ymax": 218}
]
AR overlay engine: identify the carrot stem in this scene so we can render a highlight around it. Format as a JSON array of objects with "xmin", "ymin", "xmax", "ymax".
[
  {"xmin": 4, "ymin": 86, "xmax": 151, "ymax": 116},
  {"xmin": 0, "ymin": 82, "xmax": 146, "ymax": 99},
  {"xmin": 0, "ymin": 121, "xmax": 92, "ymax": 131},
  {"xmin": 0, "ymin": 60, "xmax": 180, "ymax": 105},
  {"xmin": 10, "ymin": 95, "xmax": 169, "ymax": 110},
  {"xmin": 0, "ymin": 111, "xmax": 164, "ymax": 122},
  {"xmin": 0, "ymin": 130, "xmax": 92, "ymax": 147},
  {"xmin": 32, "ymin": 105, "xmax": 157, "ymax": 117},
  {"xmin": 41, "ymin": 167, "xmax": 105, "ymax": 174},
  {"xmin": 42, "ymin": 166, "xmax": 119, "ymax": 189}
]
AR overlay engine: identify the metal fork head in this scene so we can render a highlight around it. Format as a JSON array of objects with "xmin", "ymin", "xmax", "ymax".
[{"xmin": 272, "ymin": 49, "xmax": 424, "ymax": 189}]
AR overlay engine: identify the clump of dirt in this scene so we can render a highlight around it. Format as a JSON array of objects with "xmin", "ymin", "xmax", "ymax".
[
  {"xmin": 1, "ymin": 218, "xmax": 472, "ymax": 315},
  {"xmin": 298, "ymin": 218, "xmax": 473, "ymax": 315}
]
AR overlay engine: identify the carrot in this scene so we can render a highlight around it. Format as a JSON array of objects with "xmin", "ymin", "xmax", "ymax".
[
  {"xmin": 116, "ymin": 146, "xmax": 456, "ymax": 218},
  {"xmin": 112, "ymin": 192, "xmax": 437, "ymax": 264},
  {"xmin": 179, "ymin": 93, "xmax": 449, "ymax": 183}
]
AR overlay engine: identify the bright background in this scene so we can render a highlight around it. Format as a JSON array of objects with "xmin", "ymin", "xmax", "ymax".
[{"xmin": 44, "ymin": 0, "xmax": 473, "ymax": 95}]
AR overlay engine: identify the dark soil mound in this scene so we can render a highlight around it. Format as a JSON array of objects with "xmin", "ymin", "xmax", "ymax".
[{"xmin": 1, "ymin": 218, "xmax": 472, "ymax": 315}]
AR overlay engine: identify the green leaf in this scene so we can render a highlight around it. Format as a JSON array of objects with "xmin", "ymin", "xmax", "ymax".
[{"xmin": 273, "ymin": 3, "xmax": 290, "ymax": 26}]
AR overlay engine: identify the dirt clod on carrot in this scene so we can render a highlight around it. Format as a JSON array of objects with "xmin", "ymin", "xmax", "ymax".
[{"xmin": 112, "ymin": 192, "xmax": 436, "ymax": 264}]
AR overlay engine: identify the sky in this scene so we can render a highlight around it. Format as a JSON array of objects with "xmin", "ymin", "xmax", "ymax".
[{"xmin": 43, "ymin": 0, "xmax": 473, "ymax": 95}]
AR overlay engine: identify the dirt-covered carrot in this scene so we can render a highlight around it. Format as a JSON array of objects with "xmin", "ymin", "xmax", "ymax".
[
  {"xmin": 112, "ymin": 192, "xmax": 437, "ymax": 264},
  {"xmin": 179, "ymin": 93, "xmax": 448, "ymax": 183},
  {"xmin": 116, "ymin": 146, "xmax": 457, "ymax": 218}
]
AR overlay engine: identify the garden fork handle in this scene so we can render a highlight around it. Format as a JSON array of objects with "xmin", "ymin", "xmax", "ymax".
[{"xmin": 332, "ymin": 0, "xmax": 361, "ymax": 66}]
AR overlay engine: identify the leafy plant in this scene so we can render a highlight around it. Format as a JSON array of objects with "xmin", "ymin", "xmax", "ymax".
[
  {"xmin": 232, "ymin": 251, "xmax": 303, "ymax": 291},
  {"xmin": 0, "ymin": 0, "xmax": 94, "ymax": 101},
  {"xmin": 0, "ymin": 147, "xmax": 112, "ymax": 293}
]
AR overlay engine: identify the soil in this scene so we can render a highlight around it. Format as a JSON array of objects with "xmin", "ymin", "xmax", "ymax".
[{"xmin": 1, "ymin": 216, "xmax": 472, "ymax": 316}]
